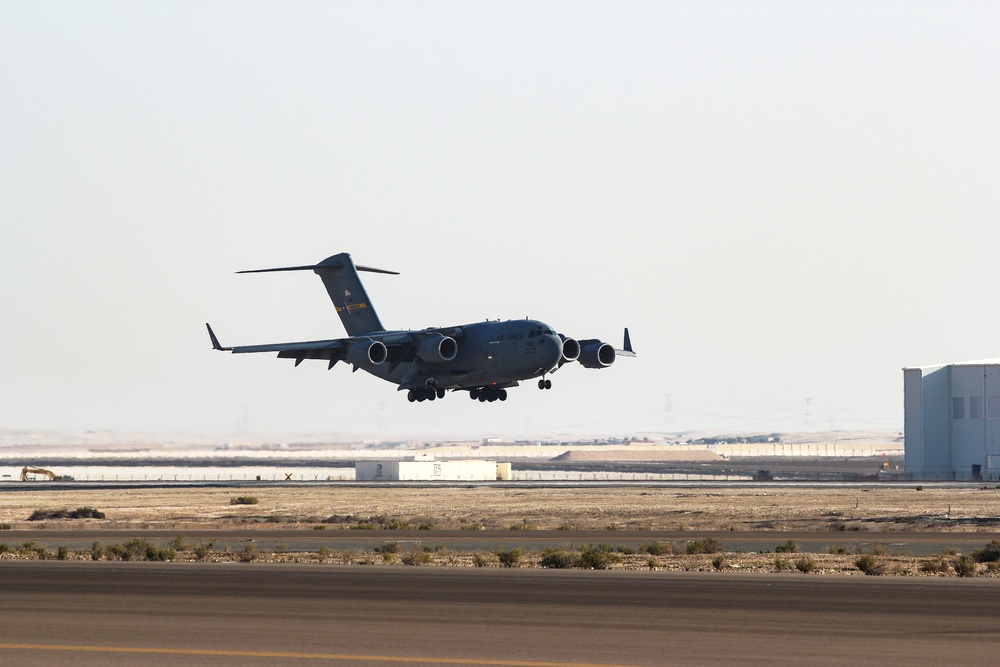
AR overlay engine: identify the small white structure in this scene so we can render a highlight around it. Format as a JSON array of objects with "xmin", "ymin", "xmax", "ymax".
[
  {"xmin": 904, "ymin": 359, "xmax": 1000, "ymax": 480},
  {"xmin": 356, "ymin": 458, "xmax": 506, "ymax": 481}
]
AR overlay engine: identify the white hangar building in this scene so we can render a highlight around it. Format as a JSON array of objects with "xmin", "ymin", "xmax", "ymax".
[
  {"xmin": 356, "ymin": 458, "xmax": 511, "ymax": 481},
  {"xmin": 904, "ymin": 359, "xmax": 1000, "ymax": 480}
]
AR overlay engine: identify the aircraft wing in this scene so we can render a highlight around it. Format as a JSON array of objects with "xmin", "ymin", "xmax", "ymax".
[{"xmin": 206, "ymin": 324, "xmax": 457, "ymax": 372}]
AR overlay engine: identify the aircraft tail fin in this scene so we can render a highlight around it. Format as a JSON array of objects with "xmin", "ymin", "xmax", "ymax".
[{"xmin": 238, "ymin": 252, "xmax": 396, "ymax": 336}]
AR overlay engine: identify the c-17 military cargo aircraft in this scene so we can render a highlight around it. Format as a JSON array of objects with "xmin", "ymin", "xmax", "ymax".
[{"xmin": 206, "ymin": 252, "xmax": 634, "ymax": 403}]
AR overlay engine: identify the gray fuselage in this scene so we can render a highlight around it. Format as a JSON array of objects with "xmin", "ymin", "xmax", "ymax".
[{"xmin": 367, "ymin": 319, "xmax": 563, "ymax": 391}]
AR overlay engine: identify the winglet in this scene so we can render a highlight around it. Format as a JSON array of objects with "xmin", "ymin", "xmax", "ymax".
[
  {"xmin": 206, "ymin": 323, "xmax": 230, "ymax": 351},
  {"xmin": 617, "ymin": 327, "xmax": 636, "ymax": 358}
]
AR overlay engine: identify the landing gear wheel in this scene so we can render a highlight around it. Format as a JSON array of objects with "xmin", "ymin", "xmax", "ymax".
[
  {"xmin": 538, "ymin": 379, "xmax": 545, "ymax": 390},
  {"xmin": 499, "ymin": 389, "xmax": 508, "ymax": 401},
  {"xmin": 437, "ymin": 388, "xmax": 446, "ymax": 399},
  {"xmin": 470, "ymin": 389, "xmax": 479, "ymax": 400},
  {"xmin": 545, "ymin": 379, "xmax": 552, "ymax": 390},
  {"xmin": 407, "ymin": 389, "xmax": 416, "ymax": 402}
]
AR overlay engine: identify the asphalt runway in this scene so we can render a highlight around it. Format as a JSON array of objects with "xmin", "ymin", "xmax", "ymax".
[{"xmin": 2, "ymin": 562, "xmax": 999, "ymax": 666}]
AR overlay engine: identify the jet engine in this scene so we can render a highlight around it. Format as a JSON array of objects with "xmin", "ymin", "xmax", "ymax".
[
  {"xmin": 416, "ymin": 335, "xmax": 458, "ymax": 363},
  {"xmin": 560, "ymin": 336, "xmax": 580, "ymax": 364},
  {"xmin": 347, "ymin": 339, "xmax": 387, "ymax": 368},
  {"xmin": 577, "ymin": 340, "xmax": 615, "ymax": 369}
]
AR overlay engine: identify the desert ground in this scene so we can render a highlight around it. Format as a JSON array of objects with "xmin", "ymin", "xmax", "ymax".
[{"xmin": 2, "ymin": 484, "xmax": 999, "ymax": 574}]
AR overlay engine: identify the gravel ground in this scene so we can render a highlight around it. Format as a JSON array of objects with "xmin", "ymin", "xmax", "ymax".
[{"xmin": 2, "ymin": 485, "xmax": 999, "ymax": 575}]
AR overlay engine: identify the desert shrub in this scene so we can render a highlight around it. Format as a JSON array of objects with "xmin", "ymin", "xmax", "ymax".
[
  {"xmin": 495, "ymin": 547, "xmax": 522, "ymax": 567},
  {"xmin": 71, "ymin": 507, "xmax": 105, "ymax": 519},
  {"xmin": 20, "ymin": 542, "xmax": 48, "ymax": 559},
  {"xmin": 540, "ymin": 548, "xmax": 577, "ymax": 569},
  {"xmin": 616, "ymin": 544, "xmax": 636, "ymax": 555},
  {"xmin": 28, "ymin": 508, "xmax": 102, "ymax": 521},
  {"xmin": 313, "ymin": 525, "xmax": 327, "ymax": 530},
  {"xmin": 605, "ymin": 523, "xmax": 620, "ymax": 531},
  {"xmin": 238, "ymin": 543, "xmax": 258, "ymax": 562},
  {"xmin": 146, "ymin": 545, "xmax": 176, "ymax": 561},
  {"xmin": 775, "ymin": 540, "xmax": 799, "ymax": 553},
  {"xmin": 105, "ymin": 539, "xmax": 155, "ymax": 561},
  {"xmin": 193, "ymin": 541, "xmax": 215, "ymax": 561},
  {"xmin": 953, "ymin": 554, "xmax": 978, "ymax": 577},
  {"xmin": 0, "ymin": 543, "xmax": 12, "ymax": 554},
  {"xmin": 774, "ymin": 556, "xmax": 792, "ymax": 572},
  {"xmin": 340, "ymin": 551, "xmax": 357, "ymax": 564},
  {"xmin": 579, "ymin": 544, "xmax": 621, "ymax": 570},
  {"xmin": 508, "ymin": 520, "xmax": 535, "ymax": 531},
  {"xmin": 401, "ymin": 550, "xmax": 433, "ymax": 566},
  {"xmin": 417, "ymin": 523, "xmax": 435, "ymax": 530},
  {"xmin": 472, "ymin": 552, "xmax": 491, "ymax": 567},
  {"xmin": 871, "ymin": 543, "xmax": 888, "ymax": 556},
  {"xmin": 712, "ymin": 555, "xmax": 727, "ymax": 570},
  {"xmin": 383, "ymin": 518, "xmax": 415, "ymax": 530},
  {"xmin": 168, "ymin": 535, "xmax": 188, "ymax": 551},
  {"xmin": 374, "ymin": 541, "xmax": 401, "ymax": 554},
  {"xmin": 89, "ymin": 541, "xmax": 104, "ymax": 560},
  {"xmin": 0, "ymin": 523, "xmax": 11, "ymax": 530},
  {"xmin": 915, "ymin": 485, "xmax": 924, "ymax": 491},
  {"xmin": 381, "ymin": 551, "xmax": 394, "ymax": 563},
  {"xmin": 795, "ymin": 557, "xmax": 817, "ymax": 573},
  {"xmin": 461, "ymin": 523, "xmax": 484, "ymax": 531},
  {"xmin": 855, "ymin": 554, "xmax": 883, "ymax": 575},
  {"xmin": 317, "ymin": 547, "xmax": 332, "ymax": 559},
  {"xmin": 646, "ymin": 558, "xmax": 657, "ymax": 570},
  {"xmin": 640, "ymin": 542, "xmax": 672, "ymax": 556},
  {"xmin": 17, "ymin": 542, "xmax": 49, "ymax": 560},
  {"xmin": 230, "ymin": 496, "xmax": 259, "ymax": 506},
  {"xmin": 686, "ymin": 538, "xmax": 722, "ymax": 555},
  {"xmin": 56, "ymin": 546, "xmax": 70, "ymax": 560},
  {"xmin": 352, "ymin": 520, "xmax": 378, "ymax": 530},
  {"xmin": 919, "ymin": 557, "xmax": 952, "ymax": 574},
  {"xmin": 971, "ymin": 540, "xmax": 1000, "ymax": 563},
  {"xmin": 828, "ymin": 545, "xmax": 849, "ymax": 554},
  {"xmin": 556, "ymin": 523, "xmax": 575, "ymax": 531}
]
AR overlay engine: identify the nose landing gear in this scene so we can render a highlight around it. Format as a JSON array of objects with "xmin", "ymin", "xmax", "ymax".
[{"xmin": 538, "ymin": 377, "xmax": 552, "ymax": 390}]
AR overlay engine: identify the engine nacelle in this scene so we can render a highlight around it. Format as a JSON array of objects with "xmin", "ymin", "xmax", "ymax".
[
  {"xmin": 560, "ymin": 336, "xmax": 580, "ymax": 363},
  {"xmin": 417, "ymin": 335, "xmax": 458, "ymax": 363},
  {"xmin": 347, "ymin": 339, "xmax": 387, "ymax": 368},
  {"xmin": 578, "ymin": 340, "xmax": 615, "ymax": 369}
]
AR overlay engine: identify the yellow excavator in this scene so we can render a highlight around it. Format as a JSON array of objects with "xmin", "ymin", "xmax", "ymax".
[{"xmin": 20, "ymin": 466, "xmax": 56, "ymax": 481}]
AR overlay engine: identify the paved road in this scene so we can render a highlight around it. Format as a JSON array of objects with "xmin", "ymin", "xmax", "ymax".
[{"xmin": 1, "ymin": 562, "xmax": 999, "ymax": 666}]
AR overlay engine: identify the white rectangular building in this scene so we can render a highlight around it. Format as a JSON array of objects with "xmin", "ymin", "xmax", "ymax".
[
  {"xmin": 904, "ymin": 359, "xmax": 1000, "ymax": 480},
  {"xmin": 356, "ymin": 459, "xmax": 504, "ymax": 481}
]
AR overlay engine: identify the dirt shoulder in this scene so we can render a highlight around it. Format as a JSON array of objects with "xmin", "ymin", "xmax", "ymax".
[{"xmin": 2, "ymin": 485, "xmax": 999, "ymax": 575}]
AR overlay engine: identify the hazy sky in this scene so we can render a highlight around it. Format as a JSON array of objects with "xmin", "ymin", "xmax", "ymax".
[{"xmin": 3, "ymin": 2, "xmax": 998, "ymax": 440}]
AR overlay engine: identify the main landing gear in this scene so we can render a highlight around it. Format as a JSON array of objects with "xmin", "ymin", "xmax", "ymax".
[
  {"xmin": 407, "ymin": 386, "xmax": 446, "ymax": 402},
  {"xmin": 469, "ymin": 387, "xmax": 507, "ymax": 402},
  {"xmin": 538, "ymin": 377, "xmax": 552, "ymax": 390}
]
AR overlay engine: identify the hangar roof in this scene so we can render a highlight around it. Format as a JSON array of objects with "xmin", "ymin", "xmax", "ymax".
[{"xmin": 904, "ymin": 358, "xmax": 1000, "ymax": 371}]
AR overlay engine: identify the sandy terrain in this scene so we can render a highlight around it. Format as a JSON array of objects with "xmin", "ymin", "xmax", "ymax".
[{"xmin": 2, "ymin": 484, "xmax": 998, "ymax": 531}]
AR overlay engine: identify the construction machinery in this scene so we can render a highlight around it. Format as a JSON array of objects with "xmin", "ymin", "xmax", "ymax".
[{"xmin": 20, "ymin": 466, "xmax": 56, "ymax": 481}]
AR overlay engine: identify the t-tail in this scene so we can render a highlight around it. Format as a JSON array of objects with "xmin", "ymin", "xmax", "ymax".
[{"xmin": 237, "ymin": 252, "xmax": 397, "ymax": 336}]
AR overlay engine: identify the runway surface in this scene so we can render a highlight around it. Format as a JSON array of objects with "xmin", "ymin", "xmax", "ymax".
[{"xmin": 1, "ymin": 562, "xmax": 999, "ymax": 666}]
